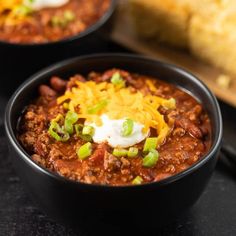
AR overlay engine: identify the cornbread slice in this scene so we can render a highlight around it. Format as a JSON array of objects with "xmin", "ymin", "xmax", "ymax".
[
  {"xmin": 129, "ymin": 0, "xmax": 190, "ymax": 48},
  {"xmin": 189, "ymin": 3, "xmax": 236, "ymax": 76},
  {"xmin": 129, "ymin": 0, "xmax": 236, "ymax": 76}
]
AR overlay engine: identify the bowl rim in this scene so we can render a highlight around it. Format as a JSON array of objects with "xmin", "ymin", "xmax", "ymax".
[
  {"xmin": 0, "ymin": 0, "xmax": 116, "ymax": 48},
  {"xmin": 4, "ymin": 53, "xmax": 223, "ymax": 189}
]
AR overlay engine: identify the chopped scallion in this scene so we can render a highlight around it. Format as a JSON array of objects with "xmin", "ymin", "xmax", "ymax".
[
  {"xmin": 13, "ymin": 5, "xmax": 33, "ymax": 16},
  {"xmin": 113, "ymin": 148, "xmax": 128, "ymax": 157},
  {"xmin": 132, "ymin": 176, "xmax": 143, "ymax": 185},
  {"xmin": 111, "ymin": 72, "xmax": 125, "ymax": 88},
  {"xmin": 142, "ymin": 149, "xmax": 159, "ymax": 168},
  {"xmin": 51, "ymin": 10, "xmax": 75, "ymax": 28},
  {"xmin": 82, "ymin": 126, "xmax": 94, "ymax": 136},
  {"xmin": 127, "ymin": 147, "xmax": 138, "ymax": 158},
  {"xmin": 64, "ymin": 111, "xmax": 79, "ymax": 135},
  {"xmin": 77, "ymin": 142, "xmax": 92, "ymax": 160},
  {"xmin": 121, "ymin": 119, "xmax": 134, "ymax": 137},
  {"xmin": 74, "ymin": 124, "xmax": 83, "ymax": 136},
  {"xmin": 48, "ymin": 121, "xmax": 69, "ymax": 142},
  {"xmin": 64, "ymin": 10, "xmax": 75, "ymax": 22},
  {"xmin": 75, "ymin": 124, "xmax": 93, "ymax": 141},
  {"xmin": 143, "ymin": 137, "xmax": 158, "ymax": 152}
]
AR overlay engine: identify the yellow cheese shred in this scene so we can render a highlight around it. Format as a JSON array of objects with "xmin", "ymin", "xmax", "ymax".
[{"xmin": 57, "ymin": 79, "xmax": 176, "ymax": 147}]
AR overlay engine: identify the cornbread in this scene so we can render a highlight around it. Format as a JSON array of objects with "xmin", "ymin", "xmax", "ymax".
[
  {"xmin": 129, "ymin": 0, "xmax": 190, "ymax": 48},
  {"xmin": 129, "ymin": 0, "xmax": 236, "ymax": 76}
]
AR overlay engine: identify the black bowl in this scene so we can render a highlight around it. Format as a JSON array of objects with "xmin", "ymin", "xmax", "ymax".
[
  {"xmin": 4, "ymin": 54, "xmax": 222, "ymax": 228},
  {"xmin": 0, "ymin": 0, "xmax": 116, "ymax": 94}
]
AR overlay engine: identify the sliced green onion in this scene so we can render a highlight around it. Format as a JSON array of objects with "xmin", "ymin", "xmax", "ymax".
[
  {"xmin": 53, "ymin": 114, "xmax": 64, "ymax": 123},
  {"xmin": 142, "ymin": 149, "xmax": 159, "ymax": 168},
  {"xmin": 127, "ymin": 147, "xmax": 139, "ymax": 158},
  {"xmin": 74, "ymin": 124, "xmax": 83, "ymax": 135},
  {"xmin": 64, "ymin": 111, "xmax": 79, "ymax": 135},
  {"xmin": 48, "ymin": 121, "xmax": 69, "ymax": 142},
  {"xmin": 132, "ymin": 176, "xmax": 143, "ymax": 185},
  {"xmin": 13, "ymin": 5, "xmax": 33, "ymax": 16},
  {"xmin": 75, "ymin": 124, "xmax": 93, "ymax": 142},
  {"xmin": 82, "ymin": 126, "xmax": 94, "ymax": 136},
  {"xmin": 79, "ymin": 135, "xmax": 93, "ymax": 142},
  {"xmin": 80, "ymin": 135, "xmax": 93, "ymax": 142},
  {"xmin": 77, "ymin": 142, "xmax": 92, "ymax": 160},
  {"xmin": 143, "ymin": 137, "xmax": 158, "ymax": 152},
  {"xmin": 113, "ymin": 148, "xmax": 128, "ymax": 157},
  {"xmin": 51, "ymin": 16, "xmax": 62, "ymax": 27},
  {"xmin": 111, "ymin": 72, "xmax": 125, "ymax": 88},
  {"xmin": 121, "ymin": 119, "xmax": 134, "ymax": 136},
  {"xmin": 64, "ymin": 10, "xmax": 75, "ymax": 22},
  {"xmin": 87, "ymin": 99, "xmax": 108, "ymax": 114},
  {"xmin": 51, "ymin": 10, "xmax": 75, "ymax": 28}
]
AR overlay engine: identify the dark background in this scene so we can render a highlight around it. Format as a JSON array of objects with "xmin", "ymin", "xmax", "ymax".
[{"xmin": 0, "ymin": 35, "xmax": 236, "ymax": 236}]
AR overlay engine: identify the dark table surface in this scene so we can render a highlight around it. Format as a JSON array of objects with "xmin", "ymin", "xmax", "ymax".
[{"xmin": 0, "ymin": 35, "xmax": 236, "ymax": 236}]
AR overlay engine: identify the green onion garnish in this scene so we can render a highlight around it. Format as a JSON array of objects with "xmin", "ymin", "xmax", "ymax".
[
  {"xmin": 51, "ymin": 10, "xmax": 75, "ymax": 28},
  {"xmin": 82, "ymin": 126, "xmax": 94, "ymax": 136},
  {"xmin": 48, "ymin": 121, "xmax": 69, "ymax": 142},
  {"xmin": 75, "ymin": 124, "xmax": 93, "ymax": 141},
  {"xmin": 143, "ymin": 137, "xmax": 158, "ymax": 152},
  {"xmin": 132, "ymin": 176, "xmax": 143, "ymax": 185},
  {"xmin": 121, "ymin": 119, "xmax": 134, "ymax": 137},
  {"xmin": 87, "ymin": 99, "xmax": 108, "ymax": 114},
  {"xmin": 64, "ymin": 10, "xmax": 75, "ymax": 22},
  {"xmin": 64, "ymin": 111, "xmax": 79, "ymax": 135},
  {"xmin": 74, "ymin": 124, "xmax": 83, "ymax": 135},
  {"xmin": 77, "ymin": 142, "xmax": 92, "ymax": 160},
  {"xmin": 79, "ymin": 135, "xmax": 93, "ymax": 142},
  {"xmin": 113, "ymin": 148, "xmax": 128, "ymax": 157},
  {"xmin": 142, "ymin": 149, "xmax": 159, "ymax": 168},
  {"xmin": 111, "ymin": 72, "xmax": 125, "ymax": 88},
  {"xmin": 127, "ymin": 147, "xmax": 138, "ymax": 158},
  {"xmin": 13, "ymin": 5, "xmax": 33, "ymax": 16}
]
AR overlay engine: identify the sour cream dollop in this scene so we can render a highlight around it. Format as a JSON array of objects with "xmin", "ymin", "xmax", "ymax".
[
  {"xmin": 88, "ymin": 115, "xmax": 149, "ymax": 148},
  {"xmin": 24, "ymin": 0, "xmax": 69, "ymax": 10}
]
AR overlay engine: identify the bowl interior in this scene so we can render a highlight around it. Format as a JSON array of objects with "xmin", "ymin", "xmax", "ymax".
[{"xmin": 5, "ymin": 54, "xmax": 222, "ymax": 186}]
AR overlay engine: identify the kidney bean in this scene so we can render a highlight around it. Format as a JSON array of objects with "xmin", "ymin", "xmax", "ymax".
[
  {"xmin": 175, "ymin": 117, "xmax": 203, "ymax": 139},
  {"xmin": 39, "ymin": 85, "xmax": 57, "ymax": 98},
  {"xmin": 173, "ymin": 127, "xmax": 185, "ymax": 137},
  {"xmin": 50, "ymin": 76, "xmax": 67, "ymax": 92},
  {"xmin": 200, "ymin": 125, "xmax": 209, "ymax": 136},
  {"xmin": 187, "ymin": 105, "xmax": 203, "ymax": 121}
]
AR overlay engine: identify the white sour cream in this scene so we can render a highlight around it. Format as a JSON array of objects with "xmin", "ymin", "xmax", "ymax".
[
  {"xmin": 24, "ymin": 0, "xmax": 69, "ymax": 10},
  {"xmin": 88, "ymin": 115, "xmax": 149, "ymax": 148}
]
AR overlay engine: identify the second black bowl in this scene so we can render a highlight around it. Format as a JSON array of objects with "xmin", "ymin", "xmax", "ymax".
[
  {"xmin": 4, "ymin": 54, "xmax": 222, "ymax": 228},
  {"xmin": 0, "ymin": 0, "xmax": 116, "ymax": 95}
]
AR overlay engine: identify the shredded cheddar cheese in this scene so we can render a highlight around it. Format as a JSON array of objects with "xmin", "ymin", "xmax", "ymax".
[{"xmin": 57, "ymin": 79, "xmax": 176, "ymax": 147}]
